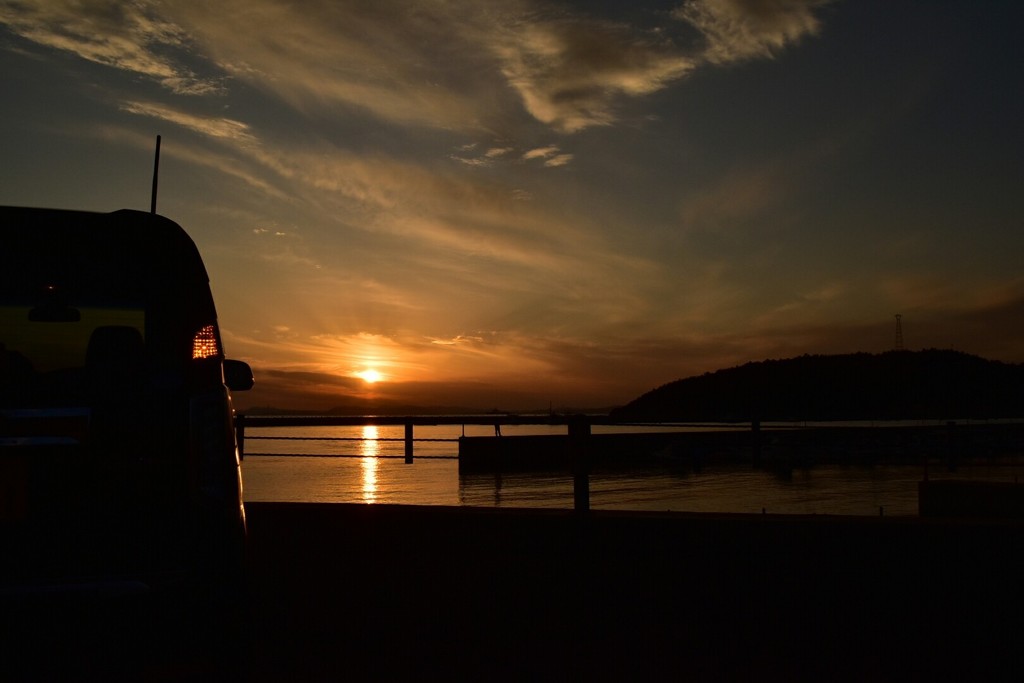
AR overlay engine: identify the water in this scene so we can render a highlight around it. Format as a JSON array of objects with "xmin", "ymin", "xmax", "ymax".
[{"xmin": 240, "ymin": 423, "xmax": 1024, "ymax": 516}]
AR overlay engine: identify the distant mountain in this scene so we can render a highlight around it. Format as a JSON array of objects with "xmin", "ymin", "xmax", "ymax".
[{"xmin": 609, "ymin": 350, "xmax": 1024, "ymax": 422}]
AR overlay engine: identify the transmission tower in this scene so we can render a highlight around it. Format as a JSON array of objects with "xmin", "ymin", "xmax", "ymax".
[{"xmin": 893, "ymin": 314, "xmax": 904, "ymax": 351}]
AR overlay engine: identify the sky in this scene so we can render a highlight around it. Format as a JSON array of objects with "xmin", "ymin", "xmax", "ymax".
[{"xmin": 1, "ymin": 0, "xmax": 1022, "ymax": 412}]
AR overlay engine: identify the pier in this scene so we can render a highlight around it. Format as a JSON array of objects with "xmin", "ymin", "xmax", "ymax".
[
  {"xmin": 5, "ymin": 502, "xmax": 1024, "ymax": 680},
  {"xmin": 240, "ymin": 504, "xmax": 1024, "ymax": 681},
  {"xmin": 9, "ymin": 417, "xmax": 1011, "ymax": 677},
  {"xmin": 10, "ymin": 503, "xmax": 1021, "ymax": 681}
]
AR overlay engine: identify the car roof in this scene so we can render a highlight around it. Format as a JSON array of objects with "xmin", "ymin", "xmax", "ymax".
[{"xmin": 0, "ymin": 207, "xmax": 211, "ymax": 292}]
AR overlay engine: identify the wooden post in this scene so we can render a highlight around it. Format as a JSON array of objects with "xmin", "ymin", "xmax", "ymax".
[
  {"xmin": 751, "ymin": 418, "xmax": 761, "ymax": 467},
  {"xmin": 405, "ymin": 422, "xmax": 414, "ymax": 464},
  {"xmin": 569, "ymin": 415, "xmax": 590, "ymax": 513}
]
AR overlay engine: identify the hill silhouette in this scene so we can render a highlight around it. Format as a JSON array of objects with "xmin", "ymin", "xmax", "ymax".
[{"xmin": 610, "ymin": 350, "xmax": 1024, "ymax": 422}]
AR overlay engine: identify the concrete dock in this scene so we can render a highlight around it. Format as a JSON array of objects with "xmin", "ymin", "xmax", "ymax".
[
  {"xmin": 458, "ymin": 421, "xmax": 1024, "ymax": 472},
  {"xmin": 4, "ymin": 503, "xmax": 1024, "ymax": 681}
]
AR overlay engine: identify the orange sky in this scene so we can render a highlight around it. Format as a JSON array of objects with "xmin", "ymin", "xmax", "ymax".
[{"xmin": 2, "ymin": 1, "xmax": 1022, "ymax": 411}]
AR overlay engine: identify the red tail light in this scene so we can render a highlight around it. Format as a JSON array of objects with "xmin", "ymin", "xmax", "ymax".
[{"xmin": 191, "ymin": 324, "xmax": 222, "ymax": 360}]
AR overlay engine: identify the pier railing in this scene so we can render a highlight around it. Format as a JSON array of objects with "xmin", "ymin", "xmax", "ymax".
[
  {"xmin": 236, "ymin": 415, "xmax": 1024, "ymax": 464},
  {"xmin": 235, "ymin": 413, "xmax": 603, "ymax": 510},
  {"xmin": 234, "ymin": 415, "xmax": 1024, "ymax": 512},
  {"xmin": 235, "ymin": 413, "xmax": 611, "ymax": 463}
]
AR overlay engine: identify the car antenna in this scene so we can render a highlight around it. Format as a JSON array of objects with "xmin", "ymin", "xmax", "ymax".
[{"xmin": 150, "ymin": 134, "xmax": 161, "ymax": 214}]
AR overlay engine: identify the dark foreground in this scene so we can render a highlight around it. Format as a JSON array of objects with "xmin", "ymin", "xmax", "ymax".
[{"xmin": 4, "ymin": 503, "xmax": 1024, "ymax": 681}]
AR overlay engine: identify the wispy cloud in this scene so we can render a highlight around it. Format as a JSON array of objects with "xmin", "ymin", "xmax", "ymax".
[
  {"xmin": 188, "ymin": 1, "xmax": 706, "ymax": 134},
  {"xmin": 253, "ymin": 227, "xmax": 288, "ymax": 237},
  {"xmin": 0, "ymin": 0, "xmax": 220, "ymax": 94},
  {"xmin": 174, "ymin": 0, "xmax": 701, "ymax": 135},
  {"xmin": 120, "ymin": 101, "xmax": 254, "ymax": 143},
  {"xmin": 450, "ymin": 155, "xmax": 494, "ymax": 168},
  {"xmin": 494, "ymin": 13, "xmax": 695, "ymax": 132},
  {"xmin": 169, "ymin": 1, "xmax": 504, "ymax": 133},
  {"xmin": 1, "ymin": 0, "xmax": 830, "ymax": 140},
  {"xmin": 879, "ymin": 275, "xmax": 1024, "ymax": 315},
  {"xmin": 676, "ymin": 0, "xmax": 829, "ymax": 65},
  {"xmin": 679, "ymin": 162, "xmax": 794, "ymax": 233},
  {"xmin": 92, "ymin": 124, "xmax": 286, "ymax": 199},
  {"xmin": 168, "ymin": 132, "xmax": 658, "ymax": 330},
  {"xmin": 523, "ymin": 145, "xmax": 560, "ymax": 160},
  {"xmin": 521, "ymin": 145, "xmax": 572, "ymax": 166}
]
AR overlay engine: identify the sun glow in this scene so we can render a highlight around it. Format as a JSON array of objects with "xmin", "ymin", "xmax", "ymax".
[{"xmin": 356, "ymin": 368, "xmax": 384, "ymax": 383}]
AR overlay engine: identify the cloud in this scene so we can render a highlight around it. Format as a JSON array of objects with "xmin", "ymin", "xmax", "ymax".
[
  {"xmin": 879, "ymin": 274, "xmax": 1024, "ymax": 317},
  {"xmin": 752, "ymin": 282, "xmax": 848, "ymax": 327},
  {"xmin": 523, "ymin": 145, "xmax": 560, "ymax": 160},
  {"xmin": 544, "ymin": 154, "xmax": 573, "ymax": 167},
  {"xmin": 249, "ymin": 144, "xmax": 604, "ymax": 274},
  {"xmin": 260, "ymin": 369, "xmax": 362, "ymax": 388},
  {"xmin": 0, "ymin": 0, "xmax": 220, "ymax": 94},
  {"xmin": 430, "ymin": 334, "xmax": 486, "ymax": 347},
  {"xmin": 679, "ymin": 162, "xmax": 793, "ymax": 232},
  {"xmin": 941, "ymin": 295, "xmax": 1024, "ymax": 361},
  {"xmin": 168, "ymin": 1, "xmax": 503, "ymax": 133},
  {"xmin": 494, "ymin": 14, "xmax": 695, "ymax": 132},
  {"xmin": 179, "ymin": 1, "xmax": 698, "ymax": 135},
  {"xmin": 676, "ymin": 0, "xmax": 828, "ymax": 64},
  {"xmin": 1, "ymin": 0, "xmax": 829, "ymax": 140},
  {"xmin": 120, "ymin": 101, "xmax": 254, "ymax": 143},
  {"xmin": 521, "ymin": 145, "xmax": 572, "ymax": 166},
  {"xmin": 173, "ymin": 1, "xmax": 698, "ymax": 135},
  {"xmin": 159, "ymin": 131, "xmax": 617, "ymax": 300},
  {"xmin": 450, "ymin": 155, "xmax": 494, "ymax": 168},
  {"xmin": 92, "ymin": 124, "xmax": 286, "ymax": 199}
]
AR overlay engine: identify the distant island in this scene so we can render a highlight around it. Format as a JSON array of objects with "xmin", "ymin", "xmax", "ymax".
[{"xmin": 610, "ymin": 350, "xmax": 1024, "ymax": 423}]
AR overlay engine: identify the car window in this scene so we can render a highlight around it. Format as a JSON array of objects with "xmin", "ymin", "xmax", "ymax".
[
  {"xmin": 0, "ymin": 306, "xmax": 145, "ymax": 374},
  {"xmin": 1, "ymin": 208, "xmax": 221, "ymax": 408}
]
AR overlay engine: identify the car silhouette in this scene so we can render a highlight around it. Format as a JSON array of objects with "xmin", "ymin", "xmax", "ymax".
[{"xmin": 0, "ymin": 207, "xmax": 253, "ymax": 599}]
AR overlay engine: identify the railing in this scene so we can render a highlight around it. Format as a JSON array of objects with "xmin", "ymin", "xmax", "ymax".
[
  {"xmin": 234, "ymin": 413, "xmax": 607, "ymax": 462},
  {"xmin": 234, "ymin": 415, "xmax": 1024, "ymax": 512},
  {"xmin": 239, "ymin": 432, "xmax": 460, "ymax": 459},
  {"xmin": 237, "ymin": 415, "xmax": 1024, "ymax": 465},
  {"xmin": 235, "ymin": 413, "xmax": 598, "ymax": 510}
]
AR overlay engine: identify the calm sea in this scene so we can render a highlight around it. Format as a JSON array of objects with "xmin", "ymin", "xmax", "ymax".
[{"xmin": 240, "ymin": 423, "xmax": 1024, "ymax": 516}]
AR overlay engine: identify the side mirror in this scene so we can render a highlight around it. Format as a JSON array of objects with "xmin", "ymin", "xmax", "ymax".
[{"xmin": 224, "ymin": 359, "xmax": 254, "ymax": 391}]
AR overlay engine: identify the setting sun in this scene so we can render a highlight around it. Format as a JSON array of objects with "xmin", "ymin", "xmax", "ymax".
[{"xmin": 356, "ymin": 369, "xmax": 384, "ymax": 384}]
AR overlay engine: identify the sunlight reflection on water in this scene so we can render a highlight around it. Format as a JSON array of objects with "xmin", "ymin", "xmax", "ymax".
[
  {"xmin": 242, "ymin": 456, "xmax": 1024, "ymax": 516},
  {"xmin": 360, "ymin": 426, "xmax": 379, "ymax": 503}
]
